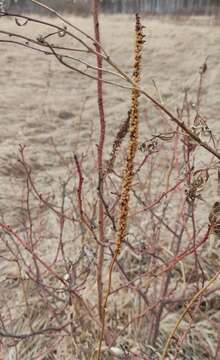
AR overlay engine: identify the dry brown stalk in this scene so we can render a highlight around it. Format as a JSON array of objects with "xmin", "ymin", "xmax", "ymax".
[
  {"xmin": 115, "ymin": 14, "xmax": 144, "ymax": 255},
  {"xmin": 97, "ymin": 14, "xmax": 144, "ymax": 360}
]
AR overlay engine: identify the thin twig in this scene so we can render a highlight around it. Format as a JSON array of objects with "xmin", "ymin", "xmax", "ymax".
[{"xmin": 160, "ymin": 267, "xmax": 220, "ymax": 359}]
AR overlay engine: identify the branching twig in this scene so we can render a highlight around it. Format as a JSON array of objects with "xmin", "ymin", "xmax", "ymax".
[{"xmin": 160, "ymin": 267, "xmax": 220, "ymax": 359}]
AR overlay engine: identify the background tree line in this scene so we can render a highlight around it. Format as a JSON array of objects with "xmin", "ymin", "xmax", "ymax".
[
  {"xmin": 101, "ymin": 0, "xmax": 219, "ymax": 14},
  {"xmin": 9, "ymin": 0, "xmax": 220, "ymax": 15}
]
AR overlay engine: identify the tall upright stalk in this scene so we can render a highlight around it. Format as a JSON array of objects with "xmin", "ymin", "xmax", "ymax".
[
  {"xmin": 97, "ymin": 14, "xmax": 145, "ymax": 360},
  {"xmin": 92, "ymin": 0, "xmax": 106, "ymax": 322}
]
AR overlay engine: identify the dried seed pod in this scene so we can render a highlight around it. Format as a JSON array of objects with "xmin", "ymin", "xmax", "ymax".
[
  {"xmin": 185, "ymin": 169, "xmax": 209, "ymax": 202},
  {"xmin": 105, "ymin": 111, "xmax": 130, "ymax": 175},
  {"xmin": 209, "ymin": 201, "xmax": 220, "ymax": 239}
]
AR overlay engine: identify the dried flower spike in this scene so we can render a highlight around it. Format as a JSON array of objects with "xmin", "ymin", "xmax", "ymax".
[{"xmin": 115, "ymin": 14, "xmax": 144, "ymax": 255}]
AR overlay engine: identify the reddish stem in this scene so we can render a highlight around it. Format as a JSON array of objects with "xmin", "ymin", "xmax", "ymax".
[{"xmin": 92, "ymin": 0, "xmax": 106, "ymax": 322}]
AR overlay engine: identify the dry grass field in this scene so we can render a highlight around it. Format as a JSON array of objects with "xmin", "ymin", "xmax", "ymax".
[
  {"xmin": 0, "ymin": 14, "xmax": 219, "ymax": 216},
  {"xmin": 0, "ymin": 12, "xmax": 220, "ymax": 360}
]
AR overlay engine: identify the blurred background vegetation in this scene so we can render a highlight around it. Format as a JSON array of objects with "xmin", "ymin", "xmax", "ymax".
[{"xmin": 7, "ymin": 0, "xmax": 220, "ymax": 16}]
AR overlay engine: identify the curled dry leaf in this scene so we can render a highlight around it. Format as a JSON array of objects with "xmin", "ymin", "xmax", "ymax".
[
  {"xmin": 185, "ymin": 169, "xmax": 209, "ymax": 202},
  {"xmin": 15, "ymin": 17, "xmax": 29, "ymax": 27},
  {"xmin": 209, "ymin": 201, "xmax": 220, "ymax": 239}
]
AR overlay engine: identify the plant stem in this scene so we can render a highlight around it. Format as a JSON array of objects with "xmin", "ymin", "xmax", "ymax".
[{"xmin": 92, "ymin": 0, "xmax": 106, "ymax": 322}]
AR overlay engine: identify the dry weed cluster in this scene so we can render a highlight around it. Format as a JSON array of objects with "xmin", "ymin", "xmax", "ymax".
[{"xmin": 0, "ymin": 1, "xmax": 220, "ymax": 360}]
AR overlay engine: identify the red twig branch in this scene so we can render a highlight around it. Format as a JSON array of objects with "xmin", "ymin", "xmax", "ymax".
[{"xmin": 92, "ymin": 0, "xmax": 106, "ymax": 323}]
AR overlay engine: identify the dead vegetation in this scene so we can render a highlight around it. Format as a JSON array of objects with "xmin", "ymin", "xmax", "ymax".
[{"xmin": 0, "ymin": 1, "xmax": 220, "ymax": 359}]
